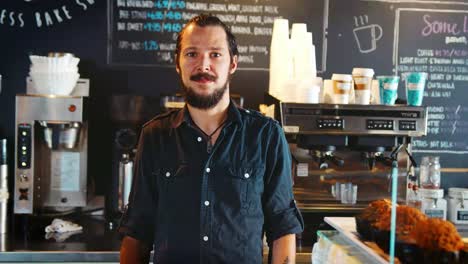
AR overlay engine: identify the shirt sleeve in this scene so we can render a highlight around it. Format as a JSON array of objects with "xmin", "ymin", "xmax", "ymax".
[
  {"xmin": 118, "ymin": 126, "xmax": 157, "ymax": 246},
  {"xmin": 263, "ymin": 121, "xmax": 304, "ymax": 245}
]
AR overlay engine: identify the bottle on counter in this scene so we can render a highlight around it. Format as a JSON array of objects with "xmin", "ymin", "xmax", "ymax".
[
  {"xmin": 448, "ymin": 188, "xmax": 468, "ymax": 225},
  {"xmin": 118, "ymin": 153, "xmax": 134, "ymax": 212},
  {"xmin": 419, "ymin": 156, "xmax": 441, "ymax": 189},
  {"xmin": 0, "ymin": 139, "xmax": 8, "ymax": 234},
  {"xmin": 420, "ymin": 188, "xmax": 447, "ymax": 220}
]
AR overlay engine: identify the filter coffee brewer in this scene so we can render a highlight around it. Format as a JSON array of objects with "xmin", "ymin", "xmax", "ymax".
[{"xmin": 14, "ymin": 95, "xmax": 88, "ymax": 214}]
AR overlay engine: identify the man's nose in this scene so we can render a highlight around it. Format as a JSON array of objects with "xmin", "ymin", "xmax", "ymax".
[{"xmin": 197, "ymin": 54, "xmax": 211, "ymax": 72}]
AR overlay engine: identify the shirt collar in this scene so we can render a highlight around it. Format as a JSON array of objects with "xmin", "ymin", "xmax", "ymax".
[{"xmin": 172, "ymin": 99, "xmax": 243, "ymax": 129}]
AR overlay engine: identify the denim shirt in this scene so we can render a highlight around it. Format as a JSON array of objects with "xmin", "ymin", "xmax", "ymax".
[{"xmin": 119, "ymin": 101, "xmax": 304, "ymax": 264}]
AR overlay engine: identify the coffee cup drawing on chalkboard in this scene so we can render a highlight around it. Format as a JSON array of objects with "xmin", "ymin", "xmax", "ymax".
[{"xmin": 353, "ymin": 23, "xmax": 383, "ymax": 53}]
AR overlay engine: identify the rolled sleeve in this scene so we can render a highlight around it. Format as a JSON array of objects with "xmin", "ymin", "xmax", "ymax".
[
  {"xmin": 118, "ymin": 126, "xmax": 157, "ymax": 246},
  {"xmin": 263, "ymin": 122, "xmax": 304, "ymax": 244}
]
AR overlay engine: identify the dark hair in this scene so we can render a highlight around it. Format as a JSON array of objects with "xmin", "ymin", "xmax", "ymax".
[{"xmin": 175, "ymin": 14, "xmax": 239, "ymax": 66}]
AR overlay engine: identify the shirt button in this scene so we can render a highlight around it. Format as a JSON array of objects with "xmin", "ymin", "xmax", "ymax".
[
  {"xmin": 244, "ymin": 173, "xmax": 250, "ymax": 179},
  {"xmin": 203, "ymin": 236, "xmax": 209, "ymax": 242},
  {"xmin": 206, "ymin": 167, "xmax": 211, "ymax": 173},
  {"xmin": 197, "ymin": 137, "xmax": 202, "ymax": 142},
  {"xmin": 204, "ymin": 201, "xmax": 210, "ymax": 206},
  {"xmin": 165, "ymin": 172, "xmax": 171, "ymax": 177}
]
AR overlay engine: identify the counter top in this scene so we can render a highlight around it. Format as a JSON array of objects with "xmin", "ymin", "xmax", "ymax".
[{"xmin": 0, "ymin": 215, "xmax": 313, "ymax": 263}]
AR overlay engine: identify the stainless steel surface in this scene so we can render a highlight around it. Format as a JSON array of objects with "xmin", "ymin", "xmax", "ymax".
[
  {"xmin": 280, "ymin": 103, "xmax": 427, "ymax": 136},
  {"xmin": 280, "ymin": 103, "xmax": 427, "ymax": 212},
  {"xmin": 47, "ymin": 52, "xmax": 75, "ymax": 58},
  {"xmin": 292, "ymin": 144, "xmax": 410, "ymax": 210},
  {"xmin": 16, "ymin": 95, "xmax": 85, "ymax": 122},
  {"xmin": 119, "ymin": 154, "xmax": 133, "ymax": 212},
  {"xmin": 14, "ymin": 95, "xmax": 88, "ymax": 214},
  {"xmin": 0, "ymin": 165, "xmax": 7, "ymax": 234},
  {"xmin": 0, "ymin": 139, "xmax": 7, "ymax": 234}
]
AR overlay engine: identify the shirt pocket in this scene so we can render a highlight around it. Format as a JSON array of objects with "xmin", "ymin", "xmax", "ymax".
[
  {"xmin": 154, "ymin": 164, "xmax": 189, "ymax": 199},
  {"xmin": 216, "ymin": 166, "xmax": 265, "ymax": 215}
]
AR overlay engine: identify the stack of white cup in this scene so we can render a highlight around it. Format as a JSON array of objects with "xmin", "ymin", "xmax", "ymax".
[{"xmin": 269, "ymin": 19, "xmax": 319, "ymax": 103}]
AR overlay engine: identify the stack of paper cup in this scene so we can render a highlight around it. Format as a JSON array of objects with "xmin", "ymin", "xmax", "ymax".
[
  {"xmin": 291, "ymin": 24, "xmax": 317, "ymax": 81},
  {"xmin": 352, "ymin": 68, "xmax": 375, "ymax": 105},
  {"xmin": 321, "ymin": 79, "xmax": 333, "ymax": 104},
  {"xmin": 269, "ymin": 19, "xmax": 293, "ymax": 99},
  {"xmin": 295, "ymin": 78, "xmax": 320, "ymax": 103},
  {"xmin": 331, "ymin": 74, "xmax": 353, "ymax": 104}
]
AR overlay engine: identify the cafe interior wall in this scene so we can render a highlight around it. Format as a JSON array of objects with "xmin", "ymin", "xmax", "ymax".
[
  {"xmin": 0, "ymin": 1, "xmax": 269, "ymax": 195},
  {"xmin": 0, "ymin": 0, "xmax": 465, "ymax": 201}
]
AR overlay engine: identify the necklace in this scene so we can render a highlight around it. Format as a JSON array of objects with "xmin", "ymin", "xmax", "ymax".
[{"xmin": 192, "ymin": 120, "xmax": 227, "ymax": 153}]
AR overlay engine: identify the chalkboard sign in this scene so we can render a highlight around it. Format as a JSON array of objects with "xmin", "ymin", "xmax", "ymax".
[
  {"xmin": 105, "ymin": 0, "xmax": 468, "ymax": 171},
  {"xmin": 392, "ymin": 8, "xmax": 468, "ymax": 168},
  {"xmin": 107, "ymin": 0, "xmax": 327, "ymax": 71}
]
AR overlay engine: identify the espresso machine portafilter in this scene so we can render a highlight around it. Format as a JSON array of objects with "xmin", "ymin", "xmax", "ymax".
[{"xmin": 14, "ymin": 95, "xmax": 88, "ymax": 214}]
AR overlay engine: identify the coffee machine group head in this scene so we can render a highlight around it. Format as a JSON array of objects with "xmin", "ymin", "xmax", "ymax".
[{"xmin": 14, "ymin": 95, "xmax": 88, "ymax": 214}]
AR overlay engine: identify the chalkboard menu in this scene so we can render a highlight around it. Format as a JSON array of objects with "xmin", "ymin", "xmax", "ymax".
[
  {"xmin": 393, "ymin": 8, "xmax": 468, "ymax": 168},
  {"xmin": 107, "ymin": 0, "xmax": 326, "ymax": 70},
  {"xmin": 107, "ymin": 0, "xmax": 468, "ymax": 171}
]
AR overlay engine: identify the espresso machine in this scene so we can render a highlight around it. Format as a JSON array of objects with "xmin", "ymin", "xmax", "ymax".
[
  {"xmin": 272, "ymin": 99, "xmax": 428, "ymax": 242},
  {"xmin": 14, "ymin": 95, "xmax": 88, "ymax": 214}
]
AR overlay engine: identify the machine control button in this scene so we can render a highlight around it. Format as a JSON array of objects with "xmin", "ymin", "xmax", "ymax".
[
  {"xmin": 317, "ymin": 119, "xmax": 344, "ymax": 130},
  {"xmin": 366, "ymin": 119, "xmax": 394, "ymax": 130},
  {"xmin": 19, "ymin": 188, "xmax": 29, "ymax": 200},
  {"xmin": 19, "ymin": 174, "xmax": 28, "ymax": 182},
  {"xmin": 399, "ymin": 120, "xmax": 417, "ymax": 131}
]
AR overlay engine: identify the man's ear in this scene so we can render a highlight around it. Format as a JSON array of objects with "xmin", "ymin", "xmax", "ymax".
[
  {"xmin": 229, "ymin": 55, "xmax": 238, "ymax": 74},
  {"xmin": 175, "ymin": 55, "xmax": 180, "ymax": 74}
]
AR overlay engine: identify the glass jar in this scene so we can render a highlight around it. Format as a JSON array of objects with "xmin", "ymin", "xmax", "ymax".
[
  {"xmin": 419, "ymin": 156, "xmax": 441, "ymax": 189},
  {"xmin": 420, "ymin": 188, "xmax": 446, "ymax": 220},
  {"xmin": 448, "ymin": 188, "xmax": 468, "ymax": 224}
]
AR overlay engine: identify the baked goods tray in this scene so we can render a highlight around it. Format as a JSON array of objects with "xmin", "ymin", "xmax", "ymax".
[{"xmin": 324, "ymin": 217, "xmax": 389, "ymax": 264}]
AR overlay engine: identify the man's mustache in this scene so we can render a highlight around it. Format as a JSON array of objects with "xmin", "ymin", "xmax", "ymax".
[{"xmin": 190, "ymin": 73, "xmax": 216, "ymax": 81}]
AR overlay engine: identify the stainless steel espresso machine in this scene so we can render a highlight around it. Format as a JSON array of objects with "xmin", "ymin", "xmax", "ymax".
[
  {"xmin": 273, "ymin": 100, "xmax": 428, "ymax": 242},
  {"xmin": 14, "ymin": 95, "xmax": 88, "ymax": 214}
]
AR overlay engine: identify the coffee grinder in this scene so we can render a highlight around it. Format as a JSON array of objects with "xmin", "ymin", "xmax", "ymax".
[{"xmin": 14, "ymin": 95, "xmax": 88, "ymax": 214}]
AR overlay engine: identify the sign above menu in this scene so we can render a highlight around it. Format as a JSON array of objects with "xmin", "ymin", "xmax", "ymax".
[{"xmin": 107, "ymin": 0, "xmax": 327, "ymax": 70}]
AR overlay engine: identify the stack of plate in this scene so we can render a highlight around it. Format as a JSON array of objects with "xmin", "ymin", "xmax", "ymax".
[{"xmin": 29, "ymin": 53, "xmax": 80, "ymax": 96}]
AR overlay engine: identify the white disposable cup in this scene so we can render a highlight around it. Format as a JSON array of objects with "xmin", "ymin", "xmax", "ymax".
[
  {"xmin": 352, "ymin": 68, "xmax": 374, "ymax": 105},
  {"xmin": 331, "ymin": 74, "xmax": 352, "ymax": 104}
]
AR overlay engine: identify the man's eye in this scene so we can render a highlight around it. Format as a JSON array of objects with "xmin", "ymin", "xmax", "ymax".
[
  {"xmin": 211, "ymin": 53, "xmax": 221, "ymax": 58},
  {"xmin": 185, "ymin": 52, "xmax": 196, "ymax": 57}
]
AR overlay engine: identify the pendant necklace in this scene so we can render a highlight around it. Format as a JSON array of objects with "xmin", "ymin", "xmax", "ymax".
[{"xmin": 193, "ymin": 120, "xmax": 227, "ymax": 153}]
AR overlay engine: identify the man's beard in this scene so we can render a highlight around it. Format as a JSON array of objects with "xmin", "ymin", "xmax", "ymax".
[{"xmin": 182, "ymin": 73, "xmax": 229, "ymax": 110}]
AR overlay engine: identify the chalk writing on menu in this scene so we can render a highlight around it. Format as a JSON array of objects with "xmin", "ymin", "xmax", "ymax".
[
  {"xmin": 394, "ymin": 9, "xmax": 468, "ymax": 157},
  {"xmin": 108, "ymin": 0, "xmax": 325, "ymax": 69},
  {"xmin": 0, "ymin": 0, "xmax": 95, "ymax": 28}
]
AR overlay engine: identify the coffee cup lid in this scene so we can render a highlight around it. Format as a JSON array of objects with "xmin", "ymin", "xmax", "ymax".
[
  {"xmin": 332, "ymin": 74, "xmax": 352, "ymax": 82},
  {"xmin": 352, "ymin": 68, "xmax": 375, "ymax": 77}
]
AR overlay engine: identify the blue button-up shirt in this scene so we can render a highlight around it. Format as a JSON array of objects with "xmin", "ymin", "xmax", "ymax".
[{"xmin": 119, "ymin": 101, "xmax": 304, "ymax": 263}]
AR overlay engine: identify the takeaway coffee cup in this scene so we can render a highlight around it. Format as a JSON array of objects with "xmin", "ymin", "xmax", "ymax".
[
  {"xmin": 404, "ymin": 72, "xmax": 427, "ymax": 106},
  {"xmin": 331, "ymin": 74, "xmax": 352, "ymax": 104},
  {"xmin": 377, "ymin": 76, "xmax": 399, "ymax": 105},
  {"xmin": 352, "ymin": 68, "xmax": 374, "ymax": 105}
]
